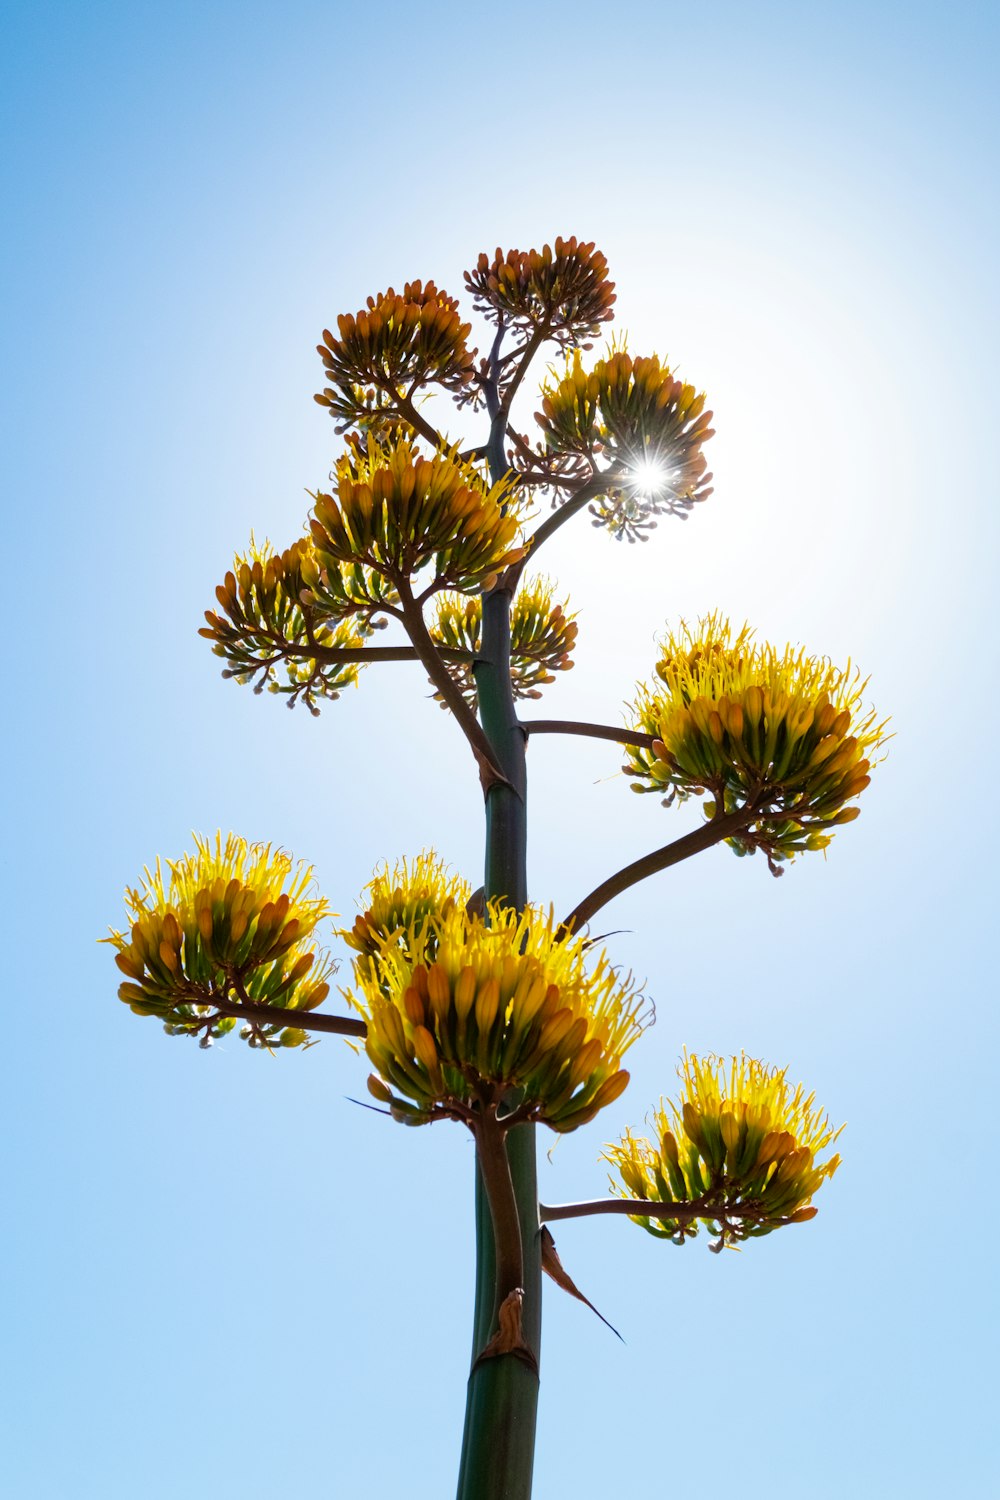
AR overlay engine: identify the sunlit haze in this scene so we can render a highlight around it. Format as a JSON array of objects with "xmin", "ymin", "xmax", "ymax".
[
  {"xmin": 3, "ymin": 3, "xmax": 996, "ymax": 1498},
  {"xmin": 628, "ymin": 457, "xmax": 673, "ymax": 495}
]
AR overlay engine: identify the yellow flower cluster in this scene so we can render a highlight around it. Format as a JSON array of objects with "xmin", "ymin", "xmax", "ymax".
[
  {"xmin": 314, "ymin": 280, "xmax": 478, "ymax": 431},
  {"xmin": 343, "ymin": 856, "xmax": 646, "ymax": 1131},
  {"xmin": 106, "ymin": 834, "xmax": 334, "ymax": 1048},
  {"xmin": 536, "ymin": 349, "xmax": 715, "ymax": 537},
  {"xmin": 310, "ymin": 436, "xmax": 528, "ymax": 594},
  {"xmin": 626, "ymin": 614, "xmax": 889, "ymax": 868},
  {"xmin": 605, "ymin": 1053, "xmax": 843, "ymax": 1248},
  {"xmin": 200, "ymin": 536, "xmax": 374, "ymax": 713},
  {"xmin": 342, "ymin": 851, "xmax": 472, "ymax": 989},
  {"xmin": 464, "ymin": 238, "xmax": 616, "ymax": 346},
  {"xmin": 428, "ymin": 577, "xmax": 578, "ymax": 708}
]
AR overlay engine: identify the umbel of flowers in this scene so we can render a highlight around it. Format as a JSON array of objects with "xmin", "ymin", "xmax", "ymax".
[
  {"xmin": 535, "ymin": 347, "xmax": 715, "ymax": 540},
  {"xmin": 428, "ymin": 576, "xmax": 578, "ymax": 708},
  {"xmin": 310, "ymin": 434, "xmax": 528, "ymax": 595},
  {"xmin": 200, "ymin": 535, "xmax": 375, "ymax": 713},
  {"xmin": 625, "ymin": 613, "xmax": 890, "ymax": 870},
  {"xmin": 105, "ymin": 834, "xmax": 335, "ymax": 1049},
  {"xmin": 605, "ymin": 1052, "xmax": 843, "ymax": 1250},
  {"xmin": 315, "ymin": 279, "xmax": 478, "ymax": 432},
  {"xmin": 464, "ymin": 237, "xmax": 616, "ymax": 348},
  {"xmin": 343, "ymin": 856, "xmax": 646, "ymax": 1133}
]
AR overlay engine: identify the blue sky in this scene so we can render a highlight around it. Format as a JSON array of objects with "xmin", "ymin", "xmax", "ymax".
[{"xmin": 3, "ymin": 3, "xmax": 998, "ymax": 1496}]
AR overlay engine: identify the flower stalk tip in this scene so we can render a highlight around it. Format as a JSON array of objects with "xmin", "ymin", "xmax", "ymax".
[
  {"xmin": 465, "ymin": 238, "xmax": 616, "ymax": 348},
  {"xmin": 315, "ymin": 279, "xmax": 478, "ymax": 433}
]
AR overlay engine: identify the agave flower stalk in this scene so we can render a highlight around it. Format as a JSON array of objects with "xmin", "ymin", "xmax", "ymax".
[
  {"xmin": 456, "ymin": 331, "xmax": 541, "ymax": 1500},
  {"xmin": 107, "ymin": 236, "xmax": 884, "ymax": 1500}
]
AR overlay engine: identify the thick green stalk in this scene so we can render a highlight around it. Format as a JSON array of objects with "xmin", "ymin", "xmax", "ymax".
[{"xmin": 456, "ymin": 581, "xmax": 541, "ymax": 1500}]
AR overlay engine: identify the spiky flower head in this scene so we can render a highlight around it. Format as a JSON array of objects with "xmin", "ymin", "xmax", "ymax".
[
  {"xmin": 464, "ymin": 238, "xmax": 616, "ymax": 348},
  {"xmin": 310, "ymin": 435, "xmax": 529, "ymax": 595},
  {"xmin": 106, "ymin": 834, "xmax": 335, "ymax": 1049},
  {"xmin": 536, "ymin": 349, "xmax": 714, "ymax": 540},
  {"xmin": 626, "ymin": 614, "xmax": 889, "ymax": 870},
  {"xmin": 343, "ymin": 865, "xmax": 646, "ymax": 1132},
  {"xmin": 605, "ymin": 1052, "xmax": 843, "ymax": 1250},
  {"xmin": 314, "ymin": 280, "xmax": 478, "ymax": 432},
  {"xmin": 428, "ymin": 576, "xmax": 577, "ymax": 709},
  {"xmin": 200, "ymin": 535, "xmax": 377, "ymax": 714},
  {"xmin": 342, "ymin": 851, "xmax": 473, "ymax": 993}
]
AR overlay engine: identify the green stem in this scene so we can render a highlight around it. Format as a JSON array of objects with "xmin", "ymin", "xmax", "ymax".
[
  {"xmin": 396, "ymin": 580, "xmax": 509, "ymax": 789},
  {"xmin": 458, "ymin": 1121, "xmax": 541, "ymax": 1500},
  {"xmin": 456, "ymin": 364, "xmax": 541, "ymax": 1500}
]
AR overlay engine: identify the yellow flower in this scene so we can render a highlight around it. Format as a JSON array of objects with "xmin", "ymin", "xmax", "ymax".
[
  {"xmin": 536, "ymin": 348, "xmax": 714, "ymax": 538},
  {"xmin": 343, "ymin": 861, "xmax": 647, "ymax": 1131},
  {"xmin": 314, "ymin": 280, "xmax": 478, "ymax": 432},
  {"xmin": 464, "ymin": 238, "xmax": 616, "ymax": 347},
  {"xmin": 626, "ymin": 613, "xmax": 889, "ymax": 870},
  {"xmin": 342, "ymin": 852, "xmax": 472, "ymax": 991},
  {"xmin": 605, "ymin": 1052, "xmax": 843, "ymax": 1249},
  {"xmin": 200, "ymin": 535, "xmax": 375, "ymax": 714},
  {"xmin": 428, "ymin": 576, "xmax": 578, "ymax": 708},
  {"xmin": 105, "ymin": 834, "xmax": 335, "ymax": 1047},
  {"xmin": 310, "ymin": 435, "xmax": 529, "ymax": 594}
]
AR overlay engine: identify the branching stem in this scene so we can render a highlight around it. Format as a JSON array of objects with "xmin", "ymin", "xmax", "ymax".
[
  {"xmin": 539, "ymin": 1196, "xmax": 776, "ymax": 1224},
  {"xmin": 562, "ymin": 804, "xmax": 761, "ymax": 931},
  {"xmin": 304, "ymin": 642, "xmax": 475, "ymax": 667},
  {"xmin": 209, "ymin": 987, "xmax": 367, "ymax": 1038},
  {"xmin": 396, "ymin": 580, "xmax": 510, "ymax": 792},
  {"xmin": 516, "ymin": 467, "xmax": 624, "ymax": 574},
  {"xmin": 380, "ymin": 382, "xmax": 445, "ymax": 450},
  {"xmin": 497, "ymin": 327, "xmax": 547, "ymax": 427},
  {"xmin": 522, "ymin": 718, "xmax": 657, "ymax": 751}
]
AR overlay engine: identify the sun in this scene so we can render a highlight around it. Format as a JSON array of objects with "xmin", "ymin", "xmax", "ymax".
[{"xmin": 629, "ymin": 457, "xmax": 674, "ymax": 496}]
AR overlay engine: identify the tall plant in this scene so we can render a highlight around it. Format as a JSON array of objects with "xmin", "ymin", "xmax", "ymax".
[{"xmin": 107, "ymin": 239, "xmax": 886, "ymax": 1499}]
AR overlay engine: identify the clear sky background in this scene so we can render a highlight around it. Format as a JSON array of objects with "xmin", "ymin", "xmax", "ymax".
[{"xmin": 3, "ymin": 2, "xmax": 998, "ymax": 1496}]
